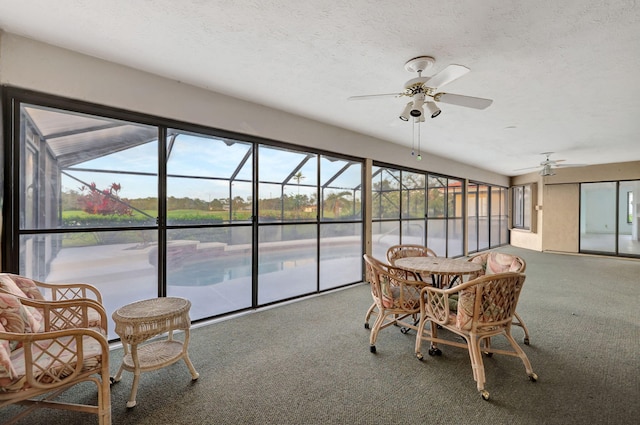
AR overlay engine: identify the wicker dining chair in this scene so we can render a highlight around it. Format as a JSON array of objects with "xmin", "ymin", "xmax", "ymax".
[
  {"xmin": 415, "ymin": 271, "xmax": 537, "ymax": 400},
  {"xmin": 386, "ymin": 244, "xmax": 438, "ymax": 265},
  {"xmin": 467, "ymin": 252, "xmax": 531, "ymax": 344},
  {"xmin": 363, "ymin": 244, "xmax": 437, "ymax": 330},
  {"xmin": 362, "ymin": 254, "xmax": 426, "ymax": 353},
  {"xmin": 0, "ymin": 291, "xmax": 111, "ymax": 424}
]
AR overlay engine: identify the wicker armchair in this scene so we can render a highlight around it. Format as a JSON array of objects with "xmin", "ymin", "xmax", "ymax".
[
  {"xmin": 467, "ymin": 252, "xmax": 531, "ymax": 344},
  {"xmin": 0, "ymin": 292, "xmax": 111, "ymax": 424},
  {"xmin": 414, "ymin": 272, "xmax": 537, "ymax": 400},
  {"xmin": 363, "ymin": 244, "xmax": 436, "ymax": 329},
  {"xmin": 363, "ymin": 254, "xmax": 426, "ymax": 353}
]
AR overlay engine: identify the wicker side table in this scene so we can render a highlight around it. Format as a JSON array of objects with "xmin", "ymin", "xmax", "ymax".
[{"xmin": 112, "ymin": 297, "xmax": 199, "ymax": 407}]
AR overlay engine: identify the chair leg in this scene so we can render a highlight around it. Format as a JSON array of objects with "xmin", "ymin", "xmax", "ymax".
[
  {"xmin": 364, "ymin": 302, "xmax": 377, "ymax": 329},
  {"xmin": 468, "ymin": 334, "xmax": 490, "ymax": 400},
  {"xmin": 512, "ymin": 311, "xmax": 531, "ymax": 345},
  {"xmin": 503, "ymin": 331, "xmax": 537, "ymax": 382},
  {"xmin": 414, "ymin": 314, "xmax": 428, "ymax": 359},
  {"xmin": 369, "ymin": 312, "xmax": 387, "ymax": 353}
]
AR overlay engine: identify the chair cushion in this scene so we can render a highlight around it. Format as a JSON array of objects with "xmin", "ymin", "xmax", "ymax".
[
  {"xmin": 455, "ymin": 287, "xmax": 476, "ymax": 330},
  {"xmin": 0, "ymin": 274, "xmax": 45, "ymax": 301},
  {"xmin": 0, "ymin": 293, "xmax": 35, "ymax": 380},
  {"xmin": 0, "ymin": 290, "xmax": 43, "ymax": 335},
  {"xmin": 484, "ymin": 252, "xmax": 522, "ymax": 275}
]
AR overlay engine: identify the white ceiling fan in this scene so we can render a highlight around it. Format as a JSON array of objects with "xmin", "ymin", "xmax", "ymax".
[
  {"xmin": 514, "ymin": 152, "xmax": 588, "ymax": 176},
  {"xmin": 348, "ymin": 56, "xmax": 493, "ymax": 121}
]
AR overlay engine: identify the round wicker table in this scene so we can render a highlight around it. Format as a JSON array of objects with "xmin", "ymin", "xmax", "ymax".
[
  {"xmin": 112, "ymin": 297, "xmax": 199, "ymax": 407},
  {"xmin": 394, "ymin": 257, "xmax": 482, "ymax": 288}
]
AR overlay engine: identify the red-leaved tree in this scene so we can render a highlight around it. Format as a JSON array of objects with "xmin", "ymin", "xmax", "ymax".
[{"xmin": 78, "ymin": 182, "xmax": 132, "ymax": 216}]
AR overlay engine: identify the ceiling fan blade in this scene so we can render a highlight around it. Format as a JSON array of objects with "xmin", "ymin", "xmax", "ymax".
[
  {"xmin": 555, "ymin": 163, "xmax": 588, "ymax": 168},
  {"xmin": 425, "ymin": 64, "xmax": 470, "ymax": 89},
  {"xmin": 433, "ymin": 92, "xmax": 493, "ymax": 109},
  {"xmin": 513, "ymin": 166, "xmax": 542, "ymax": 171},
  {"xmin": 347, "ymin": 93, "xmax": 403, "ymax": 101}
]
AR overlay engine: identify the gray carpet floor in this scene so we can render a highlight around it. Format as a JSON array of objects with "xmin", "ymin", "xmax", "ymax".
[{"xmin": 2, "ymin": 246, "xmax": 639, "ymax": 424}]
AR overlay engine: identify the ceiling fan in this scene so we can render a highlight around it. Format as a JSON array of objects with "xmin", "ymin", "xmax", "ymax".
[
  {"xmin": 348, "ymin": 56, "xmax": 493, "ymax": 121},
  {"xmin": 514, "ymin": 152, "xmax": 587, "ymax": 176}
]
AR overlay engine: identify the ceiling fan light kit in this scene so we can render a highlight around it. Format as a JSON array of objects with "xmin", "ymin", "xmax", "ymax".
[
  {"xmin": 348, "ymin": 55, "xmax": 493, "ymax": 160},
  {"xmin": 539, "ymin": 164, "xmax": 556, "ymax": 176},
  {"xmin": 515, "ymin": 152, "xmax": 588, "ymax": 175}
]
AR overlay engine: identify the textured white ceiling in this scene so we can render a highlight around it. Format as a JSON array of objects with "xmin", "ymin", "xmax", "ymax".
[{"xmin": 0, "ymin": 0, "xmax": 639, "ymax": 175}]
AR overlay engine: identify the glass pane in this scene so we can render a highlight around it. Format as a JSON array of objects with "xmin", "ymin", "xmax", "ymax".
[
  {"xmin": 478, "ymin": 185, "xmax": 490, "ymax": 250},
  {"xmin": 167, "ymin": 132, "xmax": 253, "ymax": 225},
  {"xmin": 166, "ymin": 227, "xmax": 252, "ymax": 319},
  {"xmin": 372, "ymin": 167, "xmax": 400, "ymax": 219},
  {"xmin": 467, "ymin": 184, "xmax": 478, "ymax": 253},
  {"xmin": 371, "ymin": 221, "xmax": 399, "ymax": 259},
  {"xmin": 321, "ymin": 156, "xmax": 362, "ymax": 221},
  {"xmin": 427, "ymin": 175, "xmax": 446, "ymax": 217},
  {"xmin": 401, "ymin": 220, "xmax": 425, "ymax": 245},
  {"xmin": 500, "ymin": 188, "xmax": 509, "ymax": 245},
  {"xmin": 21, "ymin": 104, "xmax": 158, "ymax": 230},
  {"xmin": 523, "ymin": 185, "xmax": 532, "ymax": 230},
  {"xmin": 426, "ymin": 220, "xmax": 446, "ymax": 257},
  {"xmin": 401, "ymin": 171, "xmax": 425, "ymax": 219},
  {"xmin": 580, "ymin": 182, "xmax": 616, "ymax": 253},
  {"xmin": 258, "ymin": 146, "xmax": 317, "ymax": 223},
  {"xmin": 619, "ymin": 181, "xmax": 640, "ymax": 255},
  {"xmin": 319, "ymin": 223, "xmax": 362, "ymax": 290},
  {"xmin": 448, "ymin": 218, "xmax": 464, "ymax": 257},
  {"xmin": 468, "ymin": 216, "xmax": 478, "ymax": 253},
  {"xmin": 258, "ymin": 224, "xmax": 317, "ymax": 304},
  {"xmin": 447, "ymin": 178, "xmax": 463, "ymax": 218},
  {"xmin": 490, "ymin": 187, "xmax": 501, "ymax": 247},
  {"xmin": 20, "ymin": 230, "xmax": 159, "ymax": 340}
]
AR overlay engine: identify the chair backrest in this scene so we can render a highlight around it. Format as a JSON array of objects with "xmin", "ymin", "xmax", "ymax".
[
  {"xmin": 454, "ymin": 272, "xmax": 526, "ymax": 331},
  {"xmin": 0, "ymin": 273, "xmax": 46, "ymax": 300},
  {"xmin": 386, "ymin": 244, "xmax": 437, "ymax": 265},
  {"xmin": 468, "ymin": 251, "xmax": 526, "ymax": 278},
  {"xmin": 363, "ymin": 254, "xmax": 421, "ymax": 310}
]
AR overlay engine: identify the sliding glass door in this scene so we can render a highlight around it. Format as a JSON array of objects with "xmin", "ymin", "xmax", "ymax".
[{"xmin": 580, "ymin": 181, "xmax": 640, "ymax": 257}]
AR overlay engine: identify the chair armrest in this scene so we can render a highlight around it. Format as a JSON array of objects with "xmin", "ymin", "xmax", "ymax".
[
  {"xmin": 33, "ymin": 280, "xmax": 103, "ymax": 304},
  {"xmin": 420, "ymin": 285, "xmax": 453, "ymax": 325},
  {"xmin": 19, "ymin": 298, "xmax": 108, "ymax": 335},
  {"xmin": 419, "ymin": 281, "xmax": 476, "ymax": 325},
  {"xmin": 0, "ymin": 327, "xmax": 109, "ymax": 391}
]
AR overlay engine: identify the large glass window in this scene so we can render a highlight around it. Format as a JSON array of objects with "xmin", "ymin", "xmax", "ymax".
[
  {"xmin": 512, "ymin": 184, "xmax": 532, "ymax": 230},
  {"xmin": 6, "ymin": 94, "xmax": 364, "ymax": 340},
  {"xmin": 373, "ymin": 166, "xmax": 473, "ymax": 257}
]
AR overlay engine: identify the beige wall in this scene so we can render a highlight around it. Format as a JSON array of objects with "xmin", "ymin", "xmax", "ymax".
[{"xmin": 509, "ymin": 161, "xmax": 640, "ymax": 253}]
